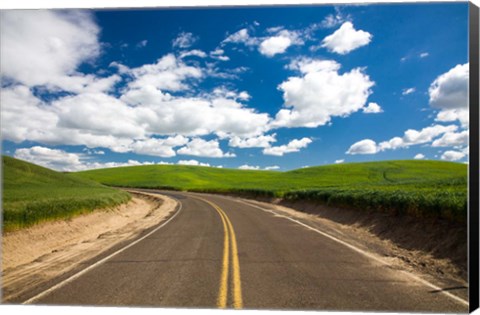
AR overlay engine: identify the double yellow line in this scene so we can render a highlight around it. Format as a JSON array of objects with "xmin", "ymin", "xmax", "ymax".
[{"xmin": 196, "ymin": 197, "xmax": 243, "ymax": 309}]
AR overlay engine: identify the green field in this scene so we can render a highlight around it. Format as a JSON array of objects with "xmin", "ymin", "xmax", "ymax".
[
  {"xmin": 76, "ymin": 160, "xmax": 468, "ymax": 222},
  {"xmin": 2, "ymin": 156, "xmax": 131, "ymax": 231}
]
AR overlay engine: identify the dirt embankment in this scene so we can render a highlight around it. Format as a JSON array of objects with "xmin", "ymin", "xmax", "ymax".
[
  {"xmin": 243, "ymin": 196, "xmax": 467, "ymax": 284},
  {"xmin": 1, "ymin": 191, "xmax": 178, "ymax": 302}
]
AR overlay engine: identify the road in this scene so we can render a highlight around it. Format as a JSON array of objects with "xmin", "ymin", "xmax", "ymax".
[{"xmin": 20, "ymin": 190, "xmax": 468, "ymax": 312}]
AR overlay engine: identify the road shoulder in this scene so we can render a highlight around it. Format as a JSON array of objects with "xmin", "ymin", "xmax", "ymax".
[{"xmin": 2, "ymin": 191, "xmax": 178, "ymax": 302}]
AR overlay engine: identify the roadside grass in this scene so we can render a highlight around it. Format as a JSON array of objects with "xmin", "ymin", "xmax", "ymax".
[
  {"xmin": 2, "ymin": 156, "xmax": 131, "ymax": 231},
  {"xmin": 75, "ymin": 160, "xmax": 467, "ymax": 222}
]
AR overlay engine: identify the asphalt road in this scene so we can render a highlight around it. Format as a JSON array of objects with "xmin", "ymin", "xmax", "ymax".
[{"xmin": 21, "ymin": 191, "xmax": 468, "ymax": 311}]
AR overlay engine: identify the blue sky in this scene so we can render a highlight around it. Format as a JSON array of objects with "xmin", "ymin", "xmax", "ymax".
[{"xmin": 0, "ymin": 3, "xmax": 470, "ymax": 171}]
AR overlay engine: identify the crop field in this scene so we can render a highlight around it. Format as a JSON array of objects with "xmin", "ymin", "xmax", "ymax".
[
  {"xmin": 2, "ymin": 156, "xmax": 131, "ymax": 231},
  {"xmin": 76, "ymin": 160, "xmax": 467, "ymax": 222}
]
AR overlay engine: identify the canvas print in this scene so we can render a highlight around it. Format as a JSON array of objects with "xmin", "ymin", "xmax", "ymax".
[{"xmin": 0, "ymin": 2, "xmax": 476, "ymax": 312}]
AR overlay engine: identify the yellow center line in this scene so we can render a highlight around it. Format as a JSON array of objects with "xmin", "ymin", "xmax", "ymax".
[
  {"xmin": 224, "ymin": 214, "xmax": 243, "ymax": 309},
  {"xmin": 195, "ymin": 197, "xmax": 243, "ymax": 309},
  {"xmin": 216, "ymin": 203, "xmax": 230, "ymax": 308}
]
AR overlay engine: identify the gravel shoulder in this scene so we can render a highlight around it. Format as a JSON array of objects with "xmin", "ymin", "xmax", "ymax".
[{"xmin": 1, "ymin": 191, "xmax": 177, "ymax": 302}]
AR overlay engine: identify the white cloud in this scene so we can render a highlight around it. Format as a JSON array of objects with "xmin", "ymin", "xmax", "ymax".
[
  {"xmin": 402, "ymin": 87, "xmax": 416, "ymax": 95},
  {"xmin": 1, "ymin": 85, "xmax": 58, "ymax": 143},
  {"xmin": 347, "ymin": 124, "xmax": 460, "ymax": 155},
  {"xmin": 125, "ymin": 54, "xmax": 203, "ymax": 92},
  {"xmin": 263, "ymin": 137, "xmax": 312, "ymax": 156},
  {"xmin": 431, "ymin": 130, "xmax": 469, "ymax": 147},
  {"xmin": 3, "ymin": 82, "xmax": 272, "ymax": 150},
  {"xmin": 211, "ymin": 87, "xmax": 251, "ymax": 102},
  {"xmin": 238, "ymin": 164, "xmax": 260, "ymax": 170},
  {"xmin": 334, "ymin": 159, "xmax": 345, "ymax": 164},
  {"xmin": 222, "ymin": 28, "xmax": 258, "ymax": 46},
  {"xmin": 177, "ymin": 138, "xmax": 235, "ymax": 158},
  {"xmin": 429, "ymin": 63, "xmax": 469, "ymax": 127},
  {"xmin": 258, "ymin": 30, "xmax": 302, "ymax": 57},
  {"xmin": 259, "ymin": 36, "xmax": 292, "ymax": 57},
  {"xmin": 228, "ymin": 134, "xmax": 276, "ymax": 148},
  {"xmin": 172, "ymin": 32, "xmax": 197, "ymax": 49},
  {"xmin": 420, "ymin": 52, "xmax": 429, "ymax": 58},
  {"xmin": 210, "ymin": 48, "xmax": 230, "ymax": 61},
  {"xmin": 441, "ymin": 150, "xmax": 466, "ymax": 162},
  {"xmin": 414, "ymin": 153, "xmax": 425, "ymax": 160},
  {"xmin": 320, "ymin": 8, "xmax": 349, "ymax": 29},
  {"xmin": 378, "ymin": 124, "xmax": 458, "ymax": 151},
  {"xmin": 14, "ymin": 146, "xmax": 160, "ymax": 172},
  {"xmin": 177, "ymin": 159, "xmax": 211, "ymax": 167},
  {"xmin": 363, "ymin": 102, "xmax": 383, "ymax": 114},
  {"xmin": 179, "ymin": 49, "xmax": 207, "ymax": 59},
  {"xmin": 265, "ymin": 165, "xmax": 280, "ymax": 170},
  {"xmin": 273, "ymin": 58, "xmax": 374, "ymax": 128},
  {"xmin": 0, "ymin": 10, "xmax": 100, "ymax": 90},
  {"xmin": 14, "ymin": 146, "xmax": 85, "ymax": 172},
  {"xmin": 129, "ymin": 136, "xmax": 189, "ymax": 157},
  {"xmin": 321, "ymin": 22, "xmax": 372, "ymax": 55},
  {"xmin": 346, "ymin": 139, "xmax": 378, "ymax": 155},
  {"xmin": 435, "ymin": 109, "xmax": 469, "ymax": 128}
]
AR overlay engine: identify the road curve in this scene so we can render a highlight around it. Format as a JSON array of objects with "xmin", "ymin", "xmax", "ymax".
[{"xmin": 19, "ymin": 190, "xmax": 468, "ymax": 312}]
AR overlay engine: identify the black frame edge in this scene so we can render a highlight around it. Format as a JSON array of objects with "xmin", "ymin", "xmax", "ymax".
[{"xmin": 469, "ymin": 1, "xmax": 480, "ymax": 313}]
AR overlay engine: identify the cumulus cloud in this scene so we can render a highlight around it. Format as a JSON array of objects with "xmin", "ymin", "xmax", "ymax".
[
  {"xmin": 14, "ymin": 146, "xmax": 85, "ymax": 172},
  {"xmin": 177, "ymin": 159, "xmax": 211, "ymax": 167},
  {"xmin": 441, "ymin": 150, "xmax": 466, "ymax": 162},
  {"xmin": 347, "ymin": 124, "xmax": 459, "ymax": 155},
  {"xmin": 263, "ymin": 137, "xmax": 312, "ymax": 156},
  {"xmin": 0, "ymin": 10, "xmax": 121, "ymax": 94},
  {"xmin": 429, "ymin": 63, "xmax": 469, "ymax": 127},
  {"xmin": 129, "ymin": 136, "xmax": 189, "ymax": 157},
  {"xmin": 272, "ymin": 58, "xmax": 374, "ymax": 128},
  {"xmin": 177, "ymin": 138, "xmax": 235, "ymax": 158},
  {"xmin": 13, "ymin": 146, "xmax": 166, "ymax": 172},
  {"xmin": 172, "ymin": 32, "xmax": 197, "ymax": 49},
  {"xmin": 320, "ymin": 22, "xmax": 372, "ymax": 55},
  {"xmin": 258, "ymin": 30, "xmax": 302, "ymax": 57},
  {"xmin": 378, "ymin": 124, "xmax": 458, "ymax": 151},
  {"xmin": 363, "ymin": 102, "xmax": 383, "ymax": 114},
  {"xmin": 123, "ymin": 54, "xmax": 203, "ymax": 92},
  {"xmin": 420, "ymin": 52, "xmax": 429, "ymax": 58},
  {"xmin": 346, "ymin": 139, "xmax": 378, "ymax": 155},
  {"xmin": 431, "ymin": 130, "xmax": 469, "ymax": 147},
  {"xmin": 414, "ymin": 153, "xmax": 425, "ymax": 160},
  {"xmin": 238, "ymin": 164, "xmax": 260, "ymax": 170},
  {"xmin": 228, "ymin": 134, "xmax": 276, "ymax": 148},
  {"xmin": 0, "ymin": 10, "xmax": 99, "ymax": 86},
  {"xmin": 211, "ymin": 87, "xmax": 251, "ymax": 102},
  {"xmin": 335, "ymin": 159, "xmax": 345, "ymax": 164}
]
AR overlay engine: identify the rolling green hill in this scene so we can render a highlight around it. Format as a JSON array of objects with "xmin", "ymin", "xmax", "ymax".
[
  {"xmin": 2, "ymin": 156, "xmax": 130, "ymax": 231},
  {"xmin": 76, "ymin": 160, "xmax": 467, "ymax": 221}
]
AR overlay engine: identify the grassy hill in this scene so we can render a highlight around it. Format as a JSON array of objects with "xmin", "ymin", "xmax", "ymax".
[
  {"xmin": 76, "ymin": 160, "xmax": 467, "ymax": 221},
  {"xmin": 2, "ymin": 156, "xmax": 130, "ymax": 231}
]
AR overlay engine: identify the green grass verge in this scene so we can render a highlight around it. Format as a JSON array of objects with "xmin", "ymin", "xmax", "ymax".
[
  {"xmin": 75, "ymin": 160, "xmax": 467, "ymax": 222},
  {"xmin": 2, "ymin": 156, "xmax": 131, "ymax": 231}
]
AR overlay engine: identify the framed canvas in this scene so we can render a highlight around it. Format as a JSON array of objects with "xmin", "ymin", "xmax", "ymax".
[{"xmin": 1, "ymin": 0, "xmax": 479, "ymax": 314}]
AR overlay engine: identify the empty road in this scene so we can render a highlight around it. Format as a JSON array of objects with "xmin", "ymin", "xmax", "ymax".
[{"xmin": 20, "ymin": 190, "xmax": 468, "ymax": 312}]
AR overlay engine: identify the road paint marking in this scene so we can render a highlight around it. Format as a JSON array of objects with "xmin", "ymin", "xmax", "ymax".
[
  {"xmin": 215, "ymin": 202, "xmax": 230, "ymax": 308},
  {"xmin": 23, "ymin": 200, "xmax": 183, "ymax": 305},
  {"xmin": 230, "ymin": 198, "xmax": 469, "ymax": 307},
  {"xmin": 194, "ymin": 197, "xmax": 243, "ymax": 309}
]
